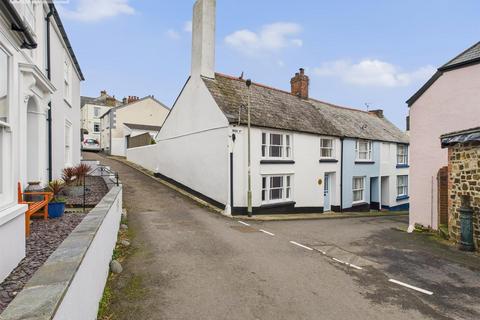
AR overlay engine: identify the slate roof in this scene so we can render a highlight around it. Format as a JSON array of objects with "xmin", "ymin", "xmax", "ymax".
[
  {"xmin": 440, "ymin": 41, "xmax": 480, "ymax": 71},
  {"xmin": 124, "ymin": 123, "xmax": 162, "ymax": 131},
  {"xmin": 80, "ymin": 95, "xmax": 122, "ymax": 108},
  {"xmin": 203, "ymin": 73, "xmax": 409, "ymax": 144}
]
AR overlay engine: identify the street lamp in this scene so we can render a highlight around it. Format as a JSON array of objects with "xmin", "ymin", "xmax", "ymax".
[{"xmin": 246, "ymin": 79, "xmax": 252, "ymax": 217}]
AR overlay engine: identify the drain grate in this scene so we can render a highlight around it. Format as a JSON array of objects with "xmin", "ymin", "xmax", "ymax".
[{"xmin": 230, "ymin": 226, "xmax": 259, "ymax": 233}]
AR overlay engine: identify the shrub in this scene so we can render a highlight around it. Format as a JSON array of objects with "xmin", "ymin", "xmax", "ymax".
[
  {"xmin": 73, "ymin": 163, "xmax": 92, "ymax": 186},
  {"xmin": 62, "ymin": 167, "xmax": 76, "ymax": 185}
]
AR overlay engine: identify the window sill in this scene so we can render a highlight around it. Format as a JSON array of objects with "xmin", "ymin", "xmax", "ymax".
[
  {"xmin": 396, "ymin": 195, "xmax": 410, "ymax": 201},
  {"xmin": 355, "ymin": 161, "xmax": 375, "ymax": 165},
  {"xmin": 319, "ymin": 159, "xmax": 338, "ymax": 163},
  {"xmin": 396, "ymin": 164, "xmax": 410, "ymax": 169},
  {"xmin": 260, "ymin": 201, "xmax": 296, "ymax": 209},
  {"xmin": 260, "ymin": 160, "xmax": 295, "ymax": 165}
]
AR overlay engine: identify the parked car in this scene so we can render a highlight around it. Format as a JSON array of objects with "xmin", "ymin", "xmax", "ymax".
[{"xmin": 82, "ymin": 139, "xmax": 101, "ymax": 152}]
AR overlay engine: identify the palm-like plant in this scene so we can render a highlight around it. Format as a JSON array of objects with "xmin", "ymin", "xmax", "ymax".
[
  {"xmin": 62, "ymin": 167, "xmax": 76, "ymax": 185},
  {"xmin": 73, "ymin": 163, "xmax": 92, "ymax": 186},
  {"xmin": 48, "ymin": 180, "xmax": 66, "ymax": 203}
]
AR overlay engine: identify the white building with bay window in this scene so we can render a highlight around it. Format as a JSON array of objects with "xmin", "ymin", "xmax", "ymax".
[{"xmin": 0, "ymin": 1, "xmax": 83, "ymax": 282}]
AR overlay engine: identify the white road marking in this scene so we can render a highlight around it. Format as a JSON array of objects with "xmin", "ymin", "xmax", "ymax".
[
  {"xmin": 290, "ymin": 241, "xmax": 313, "ymax": 251},
  {"xmin": 238, "ymin": 221, "xmax": 250, "ymax": 227},
  {"xmin": 389, "ymin": 279, "xmax": 433, "ymax": 296},
  {"xmin": 260, "ymin": 229, "xmax": 275, "ymax": 236},
  {"xmin": 332, "ymin": 258, "xmax": 363, "ymax": 270}
]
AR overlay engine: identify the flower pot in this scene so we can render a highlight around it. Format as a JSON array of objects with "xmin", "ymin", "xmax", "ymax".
[
  {"xmin": 48, "ymin": 202, "xmax": 66, "ymax": 219},
  {"xmin": 25, "ymin": 181, "xmax": 45, "ymax": 202}
]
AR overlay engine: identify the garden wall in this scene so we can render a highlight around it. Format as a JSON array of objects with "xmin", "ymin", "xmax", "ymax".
[{"xmin": 0, "ymin": 186, "xmax": 123, "ymax": 320}]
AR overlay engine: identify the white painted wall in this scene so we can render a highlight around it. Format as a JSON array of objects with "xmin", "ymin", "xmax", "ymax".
[
  {"xmin": 81, "ymin": 103, "xmax": 113, "ymax": 141},
  {"xmin": 111, "ymin": 138, "xmax": 125, "ymax": 157},
  {"xmin": 0, "ymin": 205, "xmax": 27, "ymax": 283},
  {"xmin": 231, "ymin": 126, "xmax": 341, "ymax": 210},
  {"xmin": 409, "ymin": 63, "xmax": 480, "ymax": 229},
  {"xmin": 53, "ymin": 187, "xmax": 122, "ymax": 320},
  {"xmin": 379, "ymin": 142, "xmax": 409, "ymax": 209}
]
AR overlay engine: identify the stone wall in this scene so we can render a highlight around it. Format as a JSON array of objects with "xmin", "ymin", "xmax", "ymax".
[{"xmin": 447, "ymin": 142, "xmax": 480, "ymax": 251}]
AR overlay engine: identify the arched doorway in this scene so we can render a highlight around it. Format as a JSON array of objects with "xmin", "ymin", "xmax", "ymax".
[{"xmin": 26, "ymin": 97, "xmax": 42, "ymax": 183}]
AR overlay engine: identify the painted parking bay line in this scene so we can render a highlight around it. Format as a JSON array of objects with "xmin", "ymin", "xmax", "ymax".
[
  {"xmin": 260, "ymin": 229, "xmax": 275, "ymax": 236},
  {"xmin": 332, "ymin": 258, "xmax": 363, "ymax": 270},
  {"xmin": 290, "ymin": 241, "xmax": 314, "ymax": 251},
  {"xmin": 389, "ymin": 279, "xmax": 433, "ymax": 296},
  {"xmin": 238, "ymin": 221, "xmax": 250, "ymax": 227}
]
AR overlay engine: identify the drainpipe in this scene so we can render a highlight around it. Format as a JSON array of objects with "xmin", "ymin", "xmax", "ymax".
[
  {"xmin": 340, "ymin": 137, "xmax": 344, "ymax": 212},
  {"xmin": 46, "ymin": 5, "xmax": 54, "ymax": 181},
  {"xmin": 246, "ymin": 79, "xmax": 252, "ymax": 217}
]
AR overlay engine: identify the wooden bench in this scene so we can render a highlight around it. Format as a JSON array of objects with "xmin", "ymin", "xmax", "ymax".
[{"xmin": 18, "ymin": 183, "xmax": 53, "ymax": 237}]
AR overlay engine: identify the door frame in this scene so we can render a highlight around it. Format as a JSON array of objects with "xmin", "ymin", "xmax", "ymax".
[{"xmin": 324, "ymin": 173, "xmax": 332, "ymax": 212}]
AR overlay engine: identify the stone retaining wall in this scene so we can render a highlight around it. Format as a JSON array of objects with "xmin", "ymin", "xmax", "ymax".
[
  {"xmin": 448, "ymin": 143, "xmax": 480, "ymax": 251},
  {"xmin": 0, "ymin": 186, "xmax": 123, "ymax": 320}
]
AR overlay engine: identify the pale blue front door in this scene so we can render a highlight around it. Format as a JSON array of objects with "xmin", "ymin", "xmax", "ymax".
[{"xmin": 324, "ymin": 174, "xmax": 331, "ymax": 212}]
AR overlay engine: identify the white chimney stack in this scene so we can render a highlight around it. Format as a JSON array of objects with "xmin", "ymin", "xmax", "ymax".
[{"xmin": 191, "ymin": 0, "xmax": 216, "ymax": 79}]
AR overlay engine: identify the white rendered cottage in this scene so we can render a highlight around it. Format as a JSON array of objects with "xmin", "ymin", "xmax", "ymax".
[
  {"xmin": 0, "ymin": 2, "xmax": 83, "ymax": 282},
  {"xmin": 127, "ymin": 0, "xmax": 409, "ymax": 216}
]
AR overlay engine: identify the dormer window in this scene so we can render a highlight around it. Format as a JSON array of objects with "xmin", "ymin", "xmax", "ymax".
[
  {"xmin": 261, "ymin": 132, "xmax": 292, "ymax": 159},
  {"xmin": 356, "ymin": 140, "xmax": 372, "ymax": 161}
]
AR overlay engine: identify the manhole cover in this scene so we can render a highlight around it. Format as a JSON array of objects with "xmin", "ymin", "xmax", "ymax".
[{"xmin": 230, "ymin": 226, "xmax": 259, "ymax": 233}]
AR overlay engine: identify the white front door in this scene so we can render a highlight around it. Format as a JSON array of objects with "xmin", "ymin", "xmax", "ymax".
[{"xmin": 324, "ymin": 173, "xmax": 331, "ymax": 212}]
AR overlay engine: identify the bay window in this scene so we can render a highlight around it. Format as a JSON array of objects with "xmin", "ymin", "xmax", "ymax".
[
  {"xmin": 397, "ymin": 175, "xmax": 408, "ymax": 198},
  {"xmin": 356, "ymin": 140, "xmax": 372, "ymax": 161},
  {"xmin": 352, "ymin": 177, "xmax": 365, "ymax": 203},
  {"xmin": 262, "ymin": 175, "xmax": 293, "ymax": 204},
  {"xmin": 320, "ymin": 138, "xmax": 334, "ymax": 159},
  {"xmin": 397, "ymin": 144, "xmax": 408, "ymax": 165},
  {"xmin": 0, "ymin": 49, "xmax": 8, "ymax": 124},
  {"xmin": 0, "ymin": 48, "xmax": 11, "ymax": 207},
  {"xmin": 261, "ymin": 132, "xmax": 292, "ymax": 159}
]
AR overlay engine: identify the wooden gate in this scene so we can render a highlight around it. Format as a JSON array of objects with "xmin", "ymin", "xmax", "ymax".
[{"xmin": 437, "ymin": 166, "xmax": 449, "ymax": 226}]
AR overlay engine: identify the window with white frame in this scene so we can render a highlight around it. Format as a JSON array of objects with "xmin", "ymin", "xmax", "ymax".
[
  {"xmin": 320, "ymin": 138, "xmax": 335, "ymax": 159},
  {"xmin": 262, "ymin": 175, "xmax": 292, "ymax": 204},
  {"xmin": 356, "ymin": 140, "xmax": 372, "ymax": 161},
  {"xmin": 93, "ymin": 123, "xmax": 100, "ymax": 133},
  {"xmin": 397, "ymin": 175, "xmax": 408, "ymax": 197},
  {"xmin": 261, "ymin": 132, "xmax": 292, "ymax": 159},
  {"xmin": 64, "ymin": 57, "xmax": 72, "ymax": 103},
  {"xmin": 352, "ymin": 177, "xmax": 365, "ymax": 203},
  {"xmin": 65, "ymin": 120, "xmax": 72, "ymax": 166},
  {"xmin": 94, "ymin": 107, "xmax": 101, "ymax": 118},
  {"xmin": 0, "ymin": 49, "xmax": 8, "ymax": 124},
  {"xmin": 397, "ymin": 144, "xmax": 408, "ymax": 165}
]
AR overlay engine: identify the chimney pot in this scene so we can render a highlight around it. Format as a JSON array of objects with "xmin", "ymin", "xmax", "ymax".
[
  {"xmin": 290, "ymin": 68, "xmax": 309, "ymax": 99},
  {"xmin": 100, "ymin": 90, "xmax": 107, "ymax": 96}
]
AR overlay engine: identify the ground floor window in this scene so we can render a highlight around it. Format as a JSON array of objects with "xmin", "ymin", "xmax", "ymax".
[
  {"xmin": 397, "ymin": 175, "xmax": 408, "ymax": 197},
  {"xmin": 352, "ymin": 176, "xmax": 365, "ymax": 203},
  {"xmin": 93, "ymin": 122, "xmax": 100, "ymax": 133},
  {"xmin": 262, "ymin": 175, "xmax": 292, "ymax": 204}
]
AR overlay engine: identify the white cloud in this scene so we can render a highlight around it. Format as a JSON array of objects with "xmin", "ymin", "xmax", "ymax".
[
  {"xmin": 314, "ymin": 59, "xmax": 436, "ymax": 87},
  {"xmin": 184, "ymin": 21, "xmax": 193, "ymax": 33},
  {"xmin": 59, "ymin": 0, "xmax": 135, "ymax": 22},
  {"xmin": 166, "ymin": 29, "xmax": 181, "ymax": 40},
  {"xmin": 225, "ymin": 22, "xmax": 303, "ymax": 56}
]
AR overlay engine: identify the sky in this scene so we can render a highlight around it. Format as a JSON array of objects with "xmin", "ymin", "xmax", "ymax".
[{"xmin": 58, "ymin": 0, "xmax": 480, "ymax": 129}]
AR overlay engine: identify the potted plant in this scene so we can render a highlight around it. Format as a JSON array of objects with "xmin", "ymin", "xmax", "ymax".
[{"xmin": 48, "ymin": 180, "xmax": 66, "ymax": 219}]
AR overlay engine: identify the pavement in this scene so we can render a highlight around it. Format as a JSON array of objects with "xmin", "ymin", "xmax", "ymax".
[{"xmin": 84, "ymin": 152, "xmax": 480, "ymax": 320}]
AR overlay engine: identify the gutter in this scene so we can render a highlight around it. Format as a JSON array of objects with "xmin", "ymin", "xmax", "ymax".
[
  {"xmin": 46, "ymin": 5, "xmax": 54, "ymax": 181},
  {"xmin": 0, "ymin": 0, "xmax": 38, "ymax": 49}
]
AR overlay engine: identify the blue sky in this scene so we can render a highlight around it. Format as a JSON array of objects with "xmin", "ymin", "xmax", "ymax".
[{"xmin": 59, "ymin": 0, "xmax": 480, "ymax": 129}]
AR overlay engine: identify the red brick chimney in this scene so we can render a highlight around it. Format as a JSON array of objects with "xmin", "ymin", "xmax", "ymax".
[
  {"xmin": 290, "ymin": 68, "xmax": 309, "ymax": 99},
  {"xmin": 127, "ymin": 96, "xmax": 140, "ymax": 104}
]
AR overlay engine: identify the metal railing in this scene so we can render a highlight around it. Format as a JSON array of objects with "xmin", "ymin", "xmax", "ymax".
[{"xmin": 82, "ymin": 166, "xmax": 120, "ymax": 212}]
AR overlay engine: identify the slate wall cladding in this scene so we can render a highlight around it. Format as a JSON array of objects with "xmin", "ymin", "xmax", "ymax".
[{"xmin": 447, "ymin": 142, "xmax": 480, "ymax": 252}]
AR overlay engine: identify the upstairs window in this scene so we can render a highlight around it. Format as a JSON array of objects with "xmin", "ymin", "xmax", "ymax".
[
  {"xmin": 397, "ymin": 144, "xmax": 408, "ymax": 165},
  {"xmin": 64, "ymin": 57, "xmax": 72, "ymax": 103},
  {"xmin": 320, "ymin": 138, "xmax": 334, "ymax": 159},
  {"xmin": 94, "ymin": 107, "xmax": 101, "ymax": 118},
  {"xmin": 261, "ymin": 132, "xmax": 292, "ymax": 159},
  {"xmin": 397, "ymin": 175, "xmax": 408, "ymax": 197},
  {"xmin": 23, "ymin": 1, "xmax": 36, "ymax": 33},
  {"xmin": 0, "ymin": 49, "xmax": 8, "ymax": 124},
  {"xmin": 65, "ymin": 120, "xmax": 72, "ymax": 166},
  {"xmin": 356, "ymin": 140, "xmax": 372, "ymax": 161},
  {"xmin": 262, "ymin": 175, "xmax": 292, "ymax": 204}
]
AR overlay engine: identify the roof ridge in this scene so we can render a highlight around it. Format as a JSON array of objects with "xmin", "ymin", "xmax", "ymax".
[
  {"xmin": 213, "ymin": 72, "xmax": 372, "ymax": 115},
  {"xmin": 440, "ymin": 41, "xmax": 480, "ymax": 69}
]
